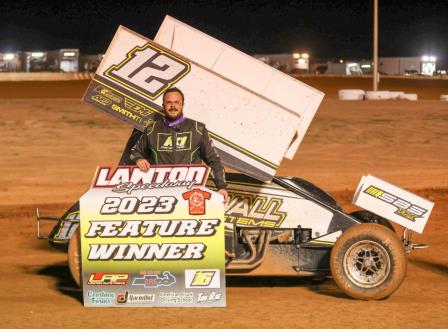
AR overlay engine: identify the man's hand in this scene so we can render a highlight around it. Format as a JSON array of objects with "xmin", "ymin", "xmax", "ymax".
[
  {"xmin": 217, "ymin": 189, "xmax": 228, "ymax": 204},
  {"xmin": 136, "ymin": 159, "xmax": 150, "ymax": 172}
]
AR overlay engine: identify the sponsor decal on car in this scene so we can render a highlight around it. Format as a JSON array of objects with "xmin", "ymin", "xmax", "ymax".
[
  {"xmin": 104, "ymin": 43, "xmax": 190, "ymax": 100},
  {"xmin": 225, "ymin": 194, "xmax": 287, "ymax": 228},
  {"xmin": 123, "ymin": 97, "xmax": 153, "ymax": 117},
  {"xmin": 91, "ymin": 94, "xmax": 112, "ymax": 106},
  {"xmin": 54, "ymin": 220, "xmax": 79, "ymax": 241},
  {"xmin": 94, "ymin": 85, "xmax": 123, "ymax": 103},
  {"xmin": 353, "ymin": 174, "xmax": 433, "ymax": 233},
  {"xmin": 363, "ymin": 185, "xmax": 428, "ymax": 221}
]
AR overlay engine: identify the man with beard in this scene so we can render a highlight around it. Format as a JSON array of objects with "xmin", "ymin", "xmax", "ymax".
[{"xmin": 130, "ymin": 87, "xmax": 228, "ymax": 202}]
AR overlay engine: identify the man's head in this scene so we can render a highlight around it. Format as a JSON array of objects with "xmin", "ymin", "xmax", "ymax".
[{"xmin": 162, "ymin": 87, "xmax": 185, "ymax": 120}]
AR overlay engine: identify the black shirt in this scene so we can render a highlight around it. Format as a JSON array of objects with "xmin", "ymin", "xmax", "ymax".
[{"xmin": 130, "ymin": 117, "xmax": 227, "ymax": 189}]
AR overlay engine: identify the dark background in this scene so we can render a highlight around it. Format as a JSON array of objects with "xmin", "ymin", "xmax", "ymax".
[{"xmin": 0, "ymin": 0, "xmax": 447, "ymax": 62}]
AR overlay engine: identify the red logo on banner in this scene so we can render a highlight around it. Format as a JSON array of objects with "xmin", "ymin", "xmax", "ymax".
[
  {"xmin": 182, "ymin": 189, "xmax": 212, "ymax": 215},
  {"xmin": 87, "ymin": 273, "xmax": 129, "ymax": 285}
]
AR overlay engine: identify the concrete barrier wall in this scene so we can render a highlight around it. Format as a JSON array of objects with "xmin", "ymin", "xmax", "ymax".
[
  {"xmin": 291, "ymin": 73, "xmax": 448, "ymax": 80},
  {"xmin": 0, "ymin": 73, "xmax": 446, "ymax": 100},
  {"xmin": 1, "ymin": 72, "xmax": 446, "ymax": 82},
  {"xmin": 296, "ymin": 75, "xmax": 448, "ymax": 100},
  {"xmin": 0, "ymin": 72, "xmax": 94, "ymax": 81},
  {"xmin": 1, "ymin": 71, "xmax": 446, "ymax": 82}
]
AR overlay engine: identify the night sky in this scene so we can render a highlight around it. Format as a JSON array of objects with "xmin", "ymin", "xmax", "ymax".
[{"xmin": 0, "ymin": 0, "xmax": 447, "ymax": 62}]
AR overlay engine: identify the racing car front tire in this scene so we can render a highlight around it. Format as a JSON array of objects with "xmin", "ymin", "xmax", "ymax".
[
  {"xmin": 68, "ymin": 227, "xmax": 82, "ymax": 287},
  {"xmin": 330, "ymin": 223, "xmax": 407, "ymax": 300}
]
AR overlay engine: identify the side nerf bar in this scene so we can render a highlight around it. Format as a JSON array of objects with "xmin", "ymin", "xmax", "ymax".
[{"xmin": 36, "ymin": 208, "xmax": 60, "ymax": 240}]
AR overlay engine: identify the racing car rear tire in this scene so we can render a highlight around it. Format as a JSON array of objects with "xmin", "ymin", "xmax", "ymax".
[
  {"xmin": 68, "ymin": 227, "xmax": 82, "ymax": 287},
  {"xmin": 330, "ymin": 223, "xmax": 407, "ymax": 300}
]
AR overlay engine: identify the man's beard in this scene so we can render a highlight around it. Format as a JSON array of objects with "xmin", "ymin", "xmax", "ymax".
[
  {"xmin": 165, "ymin": 108, "xmax": 183, "ymax": 121},
  {"xmin": 163, "ymin": 111, "xmax": 185, "ymax": 128}
]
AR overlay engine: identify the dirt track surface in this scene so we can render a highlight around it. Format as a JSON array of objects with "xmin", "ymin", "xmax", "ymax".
[
  {"xmin": 1, "ymin": 76, "xmax": 447, "ymax": 99},
  {"xmin": 1, "ymin": 81, "xmax": 447, "ymax": 328}
]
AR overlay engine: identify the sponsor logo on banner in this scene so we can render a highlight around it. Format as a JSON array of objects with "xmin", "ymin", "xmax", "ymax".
[
  {"xmin": 104, "ymin": 43, "xmax": 190, "ymax": 100},
  {"xmin": 185, "ymin": 269, "xmax": 220, "ymax": 289},
  {"xmin": 363, "ymin": 186, "xmax": 428, "ymax": 221},
  {"xmin": 87, "ymin": 291, "xmax": 116, "ymax": 305},
  {"xmin": 197, "ymin": 291, "xmax": 223, "ymax": 304},
  {"xmin": 91, "ymin": 165, "xmax": 210, "ymax": 193},
  {"xmin": 132, "ymin": 271, "xmax": 176, "ymax": 288},
  {"xmin": 87, "ymin": 272, "xmax": 129, "ymax": 285},
  {"xmin": 116, "ymin": 291, "xmax": 155, "ymax": 304},
  {"xmin": 182, "ymin": 189, "xmax": 212, "ymax": 215},
  {"xmin": 159, "ymin": 292, "xmax": 194, "ymax": 304}
]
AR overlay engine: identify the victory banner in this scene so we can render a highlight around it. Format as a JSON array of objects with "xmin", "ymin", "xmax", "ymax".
[
  {"xmin": 80, "ymin": 165, "xmax": 226, "ymax": 307},
  {"xmin": 82, "ymin": 16, "xmax": 324, "ymax": 182}
]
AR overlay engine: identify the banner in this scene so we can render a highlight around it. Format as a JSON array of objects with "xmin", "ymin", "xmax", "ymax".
[{"xmin": 80, "ymin": 165, "xmax": 226, "ymax": 307}]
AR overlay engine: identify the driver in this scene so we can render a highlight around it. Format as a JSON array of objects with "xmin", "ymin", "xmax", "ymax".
[{"xmin": 130, "ymin": 87, "xmax": 228, "ymax": 202}]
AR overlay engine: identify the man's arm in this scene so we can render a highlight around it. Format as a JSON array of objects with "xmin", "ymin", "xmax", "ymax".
[
  {"xmin": 119, "ymin": 129, "xmax": 144, "ymax": 165},
  {"xmin": 130, "ymin": 126, "xmax": 152, "ymax": 172},
  {"xmin": 130, "ymin": 132, "xmax": 148, "ymax": 162},
  {"xmin": 199, "ymin": 126, "xmax": 227, "ymax": 191}
]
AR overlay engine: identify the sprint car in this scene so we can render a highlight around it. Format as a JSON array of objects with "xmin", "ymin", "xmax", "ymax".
[{"xmin": 37, "ymin": 172, "xmax": 426, "ymax": 300}]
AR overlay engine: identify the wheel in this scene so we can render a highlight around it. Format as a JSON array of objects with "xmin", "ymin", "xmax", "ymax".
[
  {"xmin": 330, "ymin": 223, "xmax": 407, "ymax": 300},
  {"xmin": 350, "ymin": 210, "xmax": 395, "ymax": 232},
  {"xmin": 68, "ymin": 227, "xmax": 82, "ymax": 287}
]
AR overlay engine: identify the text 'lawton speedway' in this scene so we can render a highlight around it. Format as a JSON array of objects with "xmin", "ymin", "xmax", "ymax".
[{"xmin": 93, "ymin": 166, "xmax": 209, "ymax": 191}]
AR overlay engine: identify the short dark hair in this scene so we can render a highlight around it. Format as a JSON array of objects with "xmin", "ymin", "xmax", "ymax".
[{"xmin": 163, "ymin": 87, "xmax": 185, "ymax": 103}]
